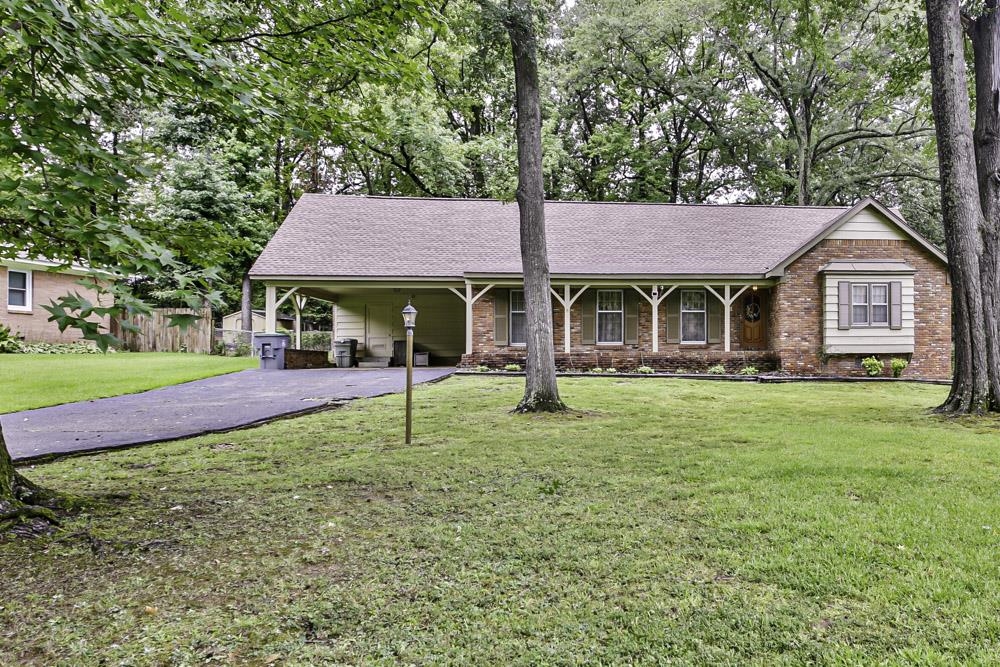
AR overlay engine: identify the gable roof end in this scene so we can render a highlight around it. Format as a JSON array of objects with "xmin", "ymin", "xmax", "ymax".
[{"xmin": 764, "ymin": 197, "xmax": 947, "ymax": 277}]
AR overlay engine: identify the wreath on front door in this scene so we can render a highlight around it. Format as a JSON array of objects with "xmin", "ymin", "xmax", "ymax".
[{"xmin": 744, "ymin": 300, "xmax": 761, "ymax": 322}]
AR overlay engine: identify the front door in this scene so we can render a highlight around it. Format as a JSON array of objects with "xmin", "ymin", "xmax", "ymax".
[
  {"xmin": 365, "ymin": 303, "xmax": 394, "ymax": 358},
  {"xmin": 741, "ymin": 291, "xmax": 766, "ymax": 350}
]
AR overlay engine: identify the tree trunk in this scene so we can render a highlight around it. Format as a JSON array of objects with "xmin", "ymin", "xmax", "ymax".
[
  {"xmin": 503, "ymin": 1, "xmax": 565, "ymax": 413},
  {"xmin": 0, "ymin": 424, "xmax": 61, "ymax": 533},
  {"xmin": 925, "ymin": 0, "xmax": 996, "ymax": 413},
  {"xmin": 240, "ymin": 272, "xmax": 253, "ymax": 333},
  {"xmin": 972, "ymin": 1, "xmax": 1000, "ymax": 406}
]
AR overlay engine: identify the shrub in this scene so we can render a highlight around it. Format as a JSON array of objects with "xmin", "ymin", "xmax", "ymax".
[
  {"xmin": 590, "ymin": 367, "xmax": 604, "ymax": 374},
  {"xmin": 235, "ymin": 342, "xmax": 253, "ymax": 357},
  {"xmin": 475, "ymin": 365, "xmax": 491, "ymax": 373},
  {"xmin": 890, "ymin": 357, "xmax": 909, "ymax": 378},
  {"xmin": 503, "ymin": 363, "xmax": 522, "ymax": 372},
  {"xmin": 636, "ymin": 365, "xmax": 655, "ymax": 374},
  {"xmin": 300, "ymin": 331, "xmax": 332, "ymax": 351},
  {"xmin": 707, "ymin": 363, "xmax": 727, "ymax": 375},
  {"xmin": 0, "ymin": 325, "xmax": 23, "ymax": 353},
  {"xmin": 604, "ymin": 367, "xmax": 618, "ymax": 374},
  {"xmin": 861, "ymin": 356, "xmax": 884, "ymax": 377},
  {"xmin": 739, "ymin": 365, "xmax": 758, "ymax": 376},
  {"xmin": 675, "ymin": 368, "xmax": 688, "ymax": 375}
]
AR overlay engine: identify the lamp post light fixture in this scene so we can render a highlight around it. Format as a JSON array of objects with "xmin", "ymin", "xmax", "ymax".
[{"xmin": 402, "ymin": 301, "xmax": 418, "ymax": 444}]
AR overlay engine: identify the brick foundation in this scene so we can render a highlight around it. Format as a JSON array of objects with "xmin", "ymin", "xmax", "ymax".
[{"xmin": 462, "ymin": 350, "xmax": 779, "ymax": 373}]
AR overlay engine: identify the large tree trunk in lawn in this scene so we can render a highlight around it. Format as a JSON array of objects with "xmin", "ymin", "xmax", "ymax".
[
  {"xmin": 0, "ymin": 424, "xmax": 61, "ymax": 533},
  {"xmin": 240, "ymin": 271, "xmax": 253, "ymax": 333},
  {"xmin": 925, "ymin": 0, "xmax": 998, "ymax": 413},
  {"xmin": 503, "ymin": 1, "xmax": 565, "ymax": 413}
]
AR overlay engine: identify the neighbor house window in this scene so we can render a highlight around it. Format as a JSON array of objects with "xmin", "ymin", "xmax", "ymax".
[
  {"xmin": 597, "ymin": 289, "xmax": 623, "ymax": 344},
  {"xmin": 6, "ymin": 270, "xmax": 31, "ymax": 312},
  {"xmin": 851, "ymin": 282, "xmax": 889, "ymax": 327},
  {"xmin": 510, "ymin": 290, "xmax": 527, "ymax": 345},
  {"xmin": 681, "ymin": 289, "xmax": 707, "ymax": 343}
]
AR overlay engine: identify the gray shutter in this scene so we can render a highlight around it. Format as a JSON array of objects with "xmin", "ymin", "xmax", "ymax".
[
  {"xmin": 707, "ymin": 291, "xmax": 722, "ymax": 344},
  {"xmin": 665, "ymin": 290, "xmax": 681, "ymax": 343},
  {"xmin": 838, "ymin": 281, "xmax": 850, "ymax": 330},
  {"xmin": 624, "ymin": 291, "xmax": 639, "ymax": 345},
  {"xmin": 890, "ymin": 281, "xmax": 903, "ymax": 330},
  {"xmin": 581, "ymin": 290, "xmax": 596, "ymax": 345},
  {"xmin": 494, "ymin": 289, "xmax": 509, "ymax": 346}
]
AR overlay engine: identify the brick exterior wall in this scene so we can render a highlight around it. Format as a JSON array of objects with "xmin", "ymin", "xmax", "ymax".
[
  {"xmin": 460, "ymin": 237, "xmax": 950, "ymax": 379},
  {"xmin": 466, "ymin": 291, "xmax": 777, "ymax": 373},
  {"xmin": 0, "ymin": 266, "xmax": 111, "ymax": 344},
  {"xmin": 772, "ymin": 239, "xmax": 951, "ymax": 379}
]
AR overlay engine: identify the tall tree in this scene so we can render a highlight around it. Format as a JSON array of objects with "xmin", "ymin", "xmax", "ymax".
[
  {"xmin": 924, "ymin": 0, "xmax": 1000, "ymax": 413},
  {"xmin": 486, "ymin": 0, "xmax": 565, "ymax": 412}
]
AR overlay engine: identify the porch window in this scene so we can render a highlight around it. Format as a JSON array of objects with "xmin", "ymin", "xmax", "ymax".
[
  {"xmin": 510, "ymin": 290, "xmax": 527, "ymax": 345},
  {"xmin": 7, "ymin": 270, "xmax": 30, "ymax": 312},
  {"xmin": 680, "ymin": 289, "xmax": 706, "ymax": 343},
  {"xmin": 596, "ymin": 289, "xmax": 623, "ymax": 344}
]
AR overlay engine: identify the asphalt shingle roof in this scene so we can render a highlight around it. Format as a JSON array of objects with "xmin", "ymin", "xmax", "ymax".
[{"xmin": 250, "ymin": 194, "xmax": 857, "ymax": 279}]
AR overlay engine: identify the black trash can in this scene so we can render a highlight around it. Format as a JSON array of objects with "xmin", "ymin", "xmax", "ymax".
[{"xmin": 334, "ymin": 338, "xmax": 358, "ymax": 368}]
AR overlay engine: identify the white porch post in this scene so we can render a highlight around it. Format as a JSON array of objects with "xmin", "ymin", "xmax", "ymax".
[
  {"xmin": 563, "ymin": 284, "xmax": 571, "ymax": 353},
  {"xmin": 631, "ymin": 285, "xmax": 675, "ymax": 353},
  {"xmin": 465, "ymin": 282, "xmax": 474, "ymax": 355},
  {"xmin": 723, "ymin": 285, "xmax": 731, "ymax": 352},
  {"xmin": 448, "ymin": 283, "xmax": 495, "ymax": 356},
  {"xmin": 292, "ymin": 294, "xmax": 308, "ymax": 349},
  {"xmin": 265, "ymin": 284, "xmax": 277, "ymax": 333}
]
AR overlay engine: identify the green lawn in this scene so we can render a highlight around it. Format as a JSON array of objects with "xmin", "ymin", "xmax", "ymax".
[
  {"xmin": 5, "ymin": 377, "xmax": 1000, "ymax": 664},
  {"xmin": 0, "ymin": 352, "xmax": 256, "ymax": 413}
]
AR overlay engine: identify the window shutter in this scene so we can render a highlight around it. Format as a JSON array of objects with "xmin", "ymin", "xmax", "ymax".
[
  {"xmin": 494, "ymin": 289, "xmax": 509, "ymax": 346},
  {"xmin": 838, "ymin": 281, "xmax": 850, "ymax": 330},
  {"xmin": 665, "ymin": 290, "xmax": 681, "ymax": 343},
  {"xmin": 581, "ymin": 290, "xmax": 596, "ymax": 345},
  {"xmin": 890, "ymin": 281, "xmax": 903, "ymax": 330},
  {"xmin": 707, "ymin": 292, "xmax": 722, "ymax": 344},
  {"xmin": 624, "ymin": 291, "xmax": 639, "ymax": 345}
]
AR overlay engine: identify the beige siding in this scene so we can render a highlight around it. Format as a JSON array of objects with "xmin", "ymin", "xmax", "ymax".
[
  {"xmin": 827, "ymin": 209, "xmax": 907, "ymax": 241},
  {"xmin": 823, "ymin": 274, "xmax": 915, "ymax": 354},
  {"xmin": 334, "ymin": 290, "xmax": 464, "ymax": 360}
]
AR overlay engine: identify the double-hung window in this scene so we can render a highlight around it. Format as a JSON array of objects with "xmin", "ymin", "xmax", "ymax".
[
  {"xmin": 6, "ymin": 270, "xmax": 31, "ymax": 312},
  {"xmin": 851, "ymin": 283, "xmax": 889, "ymax": 327},
  {"xmin": 510, "ymin": 290, "xmax": 527, "ymax": 345},
  {"xmin": 596, "ymin": 289, "xmax": 623, "ymax": 344},
  {"xmin": 680, "ymin": 289, "xmax": 707, "ymax": 343}
]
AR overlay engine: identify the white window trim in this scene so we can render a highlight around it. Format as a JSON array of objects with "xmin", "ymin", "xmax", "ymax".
[
  {"xmin": 850, "ymin": 282, "xmax": 889, "ymax": 328},
  {"xmin": 596, "ymin": 289, "xmax": 624, "ymax": 345},
  {"xmin": 6, "ymin": 269, "xmax": 32, "ymax": 313},
  {"xmin": 510, "ymin": 289, "xmax": 526, "ymax": 347},
  {"xmin": 680, "ymin": 288, "xmax": 707, "ymax": 344}
]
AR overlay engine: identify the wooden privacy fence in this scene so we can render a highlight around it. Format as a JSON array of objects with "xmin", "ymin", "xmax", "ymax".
[{"xmin": 112, "ymin": 307, "xmax": 213, "ymax": 354}]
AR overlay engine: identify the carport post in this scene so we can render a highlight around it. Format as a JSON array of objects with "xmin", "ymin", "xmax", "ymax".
[{"xmin": 265, "ymin": 285, "xmax": 277, "ymax": 332}]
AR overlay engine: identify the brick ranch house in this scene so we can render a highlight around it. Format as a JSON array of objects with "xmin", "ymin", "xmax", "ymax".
[
  {"xmin": 250, "ymin": 194, "xmax": 951, "ymax": 379},
  {"xmin": 0, "ymin": 256, "xmax": 111, "ymax": 344}
]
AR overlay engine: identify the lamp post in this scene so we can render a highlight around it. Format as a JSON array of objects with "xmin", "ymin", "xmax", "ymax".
[{"xmin": 402, "ymin": 301, "xmax": 418, "ymax": 444}]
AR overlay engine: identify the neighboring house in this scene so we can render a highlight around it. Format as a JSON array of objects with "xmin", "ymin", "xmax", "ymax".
[
  {"xmin": 249, "ymin": 195, "xmax": 951, "ymax": 378},
  {"xmin": 0, "ymin": 257, "xmax": 111, "ymax": 344},
  {"xmin": 220, "ymin": 309, "xmax": 294, "ymax": 333}
]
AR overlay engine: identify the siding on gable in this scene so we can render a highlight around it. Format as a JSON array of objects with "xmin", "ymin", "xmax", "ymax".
[{"xmin": 826, "ymin": 209, "xmax": 907, "ymax": 241}]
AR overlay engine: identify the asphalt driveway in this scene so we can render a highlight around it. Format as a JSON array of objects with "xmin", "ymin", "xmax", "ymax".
[{"xmin": 3, "ymin": 367, "xmax": 455, "ymax": 461}]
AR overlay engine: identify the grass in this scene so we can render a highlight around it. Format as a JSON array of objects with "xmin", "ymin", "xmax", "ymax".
[
  {"xmin": 0, "ymin": 353, "xmax": 256, "ymax": 412},
  {"xmin": 4, "ymin": 377, "xmax": 1000, "ymax": 664}
]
